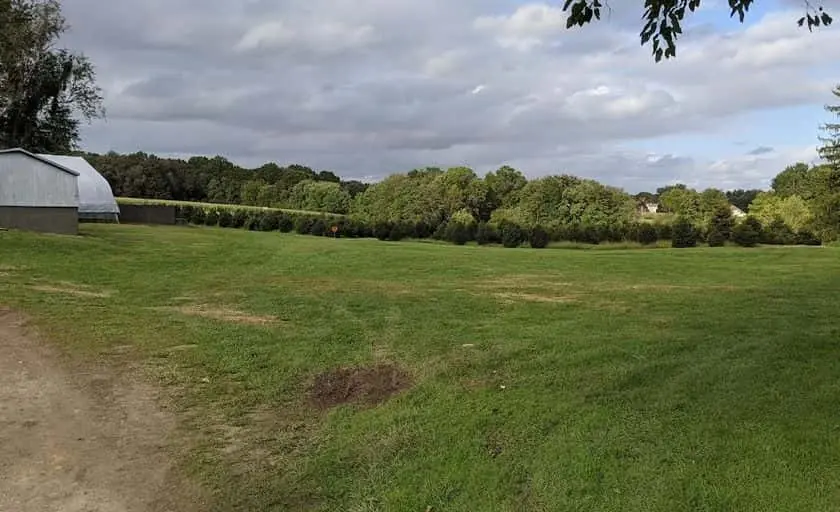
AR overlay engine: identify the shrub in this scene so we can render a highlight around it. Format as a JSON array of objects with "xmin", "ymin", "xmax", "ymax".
[
  {"xmin": 655, "ymin": 222, "xmax": 673, "ymax": 241},
  {"xmin": 475, "ymin": 222, "xmax": 499, "ymax": 245},
  {"xmin": 529, "ymin": 226, "xmax": 550, "ymax": 249},
  {"xmin": 244, "ymin": 213, "xmax": 261, "ymax": 231},
  {"xmin": 568, "ymin": 224, "xmax": 602, "ymax": 245},
  {"xmin": 388, "ymin": 224, "xmax": 407, "ymax": 241},
  {"xmin": 795, "ymin": 230, "xmax": 822, "ymax": 246},
  {"xmin": 374, "ymin": 222, "xmax": 392, "ymax": 241},
  {"xmin": 278, "ymin": 214, "xmax": 295, "ymax": 233},
  {"xmin": 500, "ymin": 221, "xmax": 525, "ymax": 248},
  {"xmin": 707, "ymin": 229, "xmax": 727, "ymax": 247},
  {"xmin": 671, "ymin": 217, "xmax": 697, "ymax": 248},
  {"xmin": 732, "ymin": 217, "xmax": 762, "ymax": 247},
  {"xmin": 603, "ymin": 224, "xmax": 626, "ymax": 243},
  {"xmin": 445, "ymin": 222, "xmax": 472, "ymax": 245},
  {"xmin": 178, "ymin": 205, "xmax": 194, "ymax": 222},
  {"xmin": 293, "ymin": 216, "xmax": 312, "ymax": 234},
  {"xmin": 231, "ymin": 210, "xmax": 248, "ymax": 228},
  {"xmin": 432, "ymin": 222, "xmax": 448, "ymax": 240},
  {"xmin": 217, "ymin": 210, "xmax": 233, "ymax": 228},
  {"xmin": 707, "ymin": 205, "xmax": 734, "ymax": 242},
  {"xmin": 190, "ymin": 207, "xmax": 206, "ymax": 225},
  {"xmin": 344, "ymin": 220, "xmax": 365, "ymax": 238},
  {"xmin": 310, "ymin": 218, "xmax": 327, "ymax": 236},
  {"xmin": 412, "ymin": 221, "xmax": 433, "ymax": 239},
  {"xmin": 762, "ymin": 218, "xmax": 796, "ymax": 245},
  {"xmin": 354, "ymin": 221, "xmax": 374, "ymax": 239},
  {"xmin": 635, "ymin": 223, "xmax": 659, "ymax": 245},
  {"xmin": 258, "ymin": 212, "xmax": 280, "ymax": 232},
  {"xmin": 204, "ymin": 209, "xmax": 220, "ymax": 226}
]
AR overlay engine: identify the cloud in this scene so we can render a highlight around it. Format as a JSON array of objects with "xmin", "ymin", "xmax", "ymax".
[
  {"xmin": 474, "ymin": 3, "xmax": 568, "ymax": 50},
  {"xmin": 56, "ymin": 0, "xmax": 840, "ymax": 192},
  {"xmin": 235, "ymin": 20, "xmax": 378, "ymax": 55},
  {"xmin": 747, "ymin": 146, "xmax": 775, "ymax": 155}
]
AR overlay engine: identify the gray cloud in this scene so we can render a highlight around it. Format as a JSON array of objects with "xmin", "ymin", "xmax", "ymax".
[
  {"xmin": 56, "ymin": 1, "xmax": 840, "ymax": 191},
  {"xmin": 747, "ymin": 146, "xmax": 775, "ymax": 155}
]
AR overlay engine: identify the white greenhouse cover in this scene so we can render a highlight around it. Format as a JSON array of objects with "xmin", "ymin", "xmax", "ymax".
[{"xmin": 37, "ymin": 154, "xmax": 120, "ymax": 218}]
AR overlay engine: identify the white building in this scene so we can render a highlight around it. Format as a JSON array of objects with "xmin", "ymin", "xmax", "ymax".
[
  {"xmin": 0, "ymin": 148, "xmax": 80, "ymax": 234},
  {"xmin": 38, "ymin": 154, "xmax": 120, "ymax": 222}
]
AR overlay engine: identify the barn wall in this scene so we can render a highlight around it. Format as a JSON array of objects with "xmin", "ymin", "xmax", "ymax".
[
  {"xmin": 0, "ymin": 152, "xmax": 78, "ymax": 207},
  {"xmin": 0, "ymin": 206, "xmax": 78, "ymax": 235}
]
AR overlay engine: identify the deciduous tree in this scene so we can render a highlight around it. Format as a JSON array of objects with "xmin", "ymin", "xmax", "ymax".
[
  {"xmin": 818, "ymin": 85, "xmax": 840, "ymax": 170},
  {"xmin": 560, "ymin": 0, "xmax": 832, "ymax": 62},
  {"xmin": 0, "ymin": 0, "xmax": 104, "ymax": 151}
]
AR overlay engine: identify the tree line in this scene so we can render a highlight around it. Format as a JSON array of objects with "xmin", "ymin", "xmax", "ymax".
[
  {"xmin": 76, "ymin": 151, "xmax": 368, "ymax": 214},
  {"xmin": 3, "ymin": 1, "xmax": 837, "ymax": 246},
  {"xmin": 128, "ymin": 151, "xmax": 835, "ymax": 248}
]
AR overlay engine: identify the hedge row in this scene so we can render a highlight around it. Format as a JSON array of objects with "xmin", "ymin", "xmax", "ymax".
[
  {"xmin": 176, "ymin": 205, "xmax": 822, "ymax": 248},
  {"xmin": 671, "ymin": 216, "xmax": 822, "ymax": 248}
]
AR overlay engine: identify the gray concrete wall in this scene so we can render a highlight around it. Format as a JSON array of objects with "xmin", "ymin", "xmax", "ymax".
[
  {"xmin": 118, "ymin": 204, "xmax": 176, "ymax": 225},
  {"xmin": 0, "ymin": 206, "xmax": 78, "ymax": 235}
]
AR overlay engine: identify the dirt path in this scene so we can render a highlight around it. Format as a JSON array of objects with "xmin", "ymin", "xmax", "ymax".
[{"xmin": 0, "ymin": 309, "xmax": 204, "ymax": 512}]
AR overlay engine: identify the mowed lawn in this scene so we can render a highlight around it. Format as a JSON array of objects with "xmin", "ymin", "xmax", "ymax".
[{"xmin": 2, "ymin": 224, "xmax": 840, "ymax": 511}]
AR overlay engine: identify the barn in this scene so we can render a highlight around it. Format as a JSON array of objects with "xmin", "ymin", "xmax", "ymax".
[
  {"xmin": 0, "ymin": 148, "xmax": 80, "ymax": 235},
  {"xmin": 38, "ymin": 154, "xmax": 120, "ymax": 222}
]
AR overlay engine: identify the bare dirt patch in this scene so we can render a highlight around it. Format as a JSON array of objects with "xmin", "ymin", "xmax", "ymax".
[
  {"xmin": 491, "ymin": 292, "xmax": 577, "ymax": 304},
  {"xmin": 0, "ymin": 308, "xmax": 206, "ymax": 512},
  {"xmin": 475, "ymin": 274, "xmax": 574, "ymax": 290},
  {"xmin": 156, "ymin": 304, "xmax": 279, "ymax": 326},
  {"xmin": 30, "ymin": 283, "xmax": 112, "ymax": 298},
  {"xmin": 273, "ymin": 276, "xmax": 413, "ymax": 296},
  {"xmin": 309, "ymin": 363, "xmax": 412, "ymax": 410}
]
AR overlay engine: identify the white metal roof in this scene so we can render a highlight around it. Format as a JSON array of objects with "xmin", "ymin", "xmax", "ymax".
[
  {"xmin": 37, "ymin": 154, "xmax": 120, "ymax": 216},
  {"xmin": 0, "ymin": 148, "xmax": 80, "ymax": 176}
]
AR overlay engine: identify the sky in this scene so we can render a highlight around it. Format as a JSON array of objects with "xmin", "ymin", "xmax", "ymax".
[{"xmin": 59, "ymin": 0, "xmax": 840, "ymax": 192}]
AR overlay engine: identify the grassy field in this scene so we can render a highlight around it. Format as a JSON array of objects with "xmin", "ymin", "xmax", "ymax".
[
  {"xmin": 117, "ymin": 196, "xmax": 345, "ymax": 217},
  {"xmin": 2, "ymin": 224, "xmax": 840, "ymax": 511}
]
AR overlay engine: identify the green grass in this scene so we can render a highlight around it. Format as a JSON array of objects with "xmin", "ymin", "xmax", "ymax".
[
  {"xmin": 117, "ymin": 196, "xmax": 345, "ymax": 217},
  {"xmin": 2, "ymin": 224, "xmax": 840, "ymax": 511}
]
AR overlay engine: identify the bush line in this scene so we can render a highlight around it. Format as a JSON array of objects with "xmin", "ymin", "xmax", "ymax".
[{"xmin": 170, "ymin": 203, "xmax": 822, "ymax": 249}]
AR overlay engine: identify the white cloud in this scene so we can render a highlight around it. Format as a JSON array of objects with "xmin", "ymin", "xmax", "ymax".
[
  {"xmin": 235, "ymin": 19, "xmax": 378, "ymax": 54},
  {"xmin": 57, "ymin": 0, "xmax": 840, "ymax": 191},
  {"xmin": 474, "ymin": 3, "xmax": 568, "ymax": 51}
]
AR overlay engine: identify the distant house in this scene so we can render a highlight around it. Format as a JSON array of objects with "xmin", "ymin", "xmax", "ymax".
[
  {"xmin": 637, "ymin": 202, "xmax": 659, "ymax": 214},
  {"xmin": 730, "ymin": 205, "xmax": 747, "ymax": 218}
]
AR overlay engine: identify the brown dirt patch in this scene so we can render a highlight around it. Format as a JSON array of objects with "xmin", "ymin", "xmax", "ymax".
[
  {"xmin": 623, "ymin": 283, "xmax": 740, "ymax": 292},
  {"xmin": 273, "ymin": 276, "xmax": 413, "ymax": 296},
  {"xmin": 309, "ymin": 363, "xmax": 412, "ymax": 410},
  {"xmin": 491, "ymin": 292, "xmax": 577, "ymax": 304},
  {"xmin": 475, "ymin": 274, "xmax": 574, "ymax": 290},
  {"xmin": 156, "ymin": 304, "xmax": 279, "ymax": 325},
  {"xmin": 30, "ymin": 283, "xmax": 112, "ymax": 298},
  {"xmin": 0, "ymin": 308, "xmax": 206, "ymax": 512}
]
